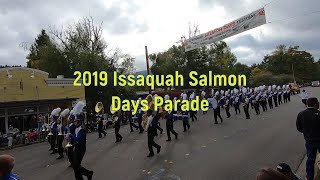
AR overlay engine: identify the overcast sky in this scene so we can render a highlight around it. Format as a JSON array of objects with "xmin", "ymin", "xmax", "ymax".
[{"xmin": 0, "ymin": 0, "xmax": 319, "ymax": 71}]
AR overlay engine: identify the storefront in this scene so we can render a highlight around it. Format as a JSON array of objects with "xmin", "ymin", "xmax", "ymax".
[
  {"xmin": 0, "ymin": 99, "xmax": 77, "ymax": 135},
  {"xmin": 0, "ymin": 67, "xmax": 85, "ymax": 137}
]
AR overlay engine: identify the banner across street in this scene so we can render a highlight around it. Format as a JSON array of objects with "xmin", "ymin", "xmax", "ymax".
[{"xmin": 185, "ymin": 8, "xmax": 267, "ymax": 52}]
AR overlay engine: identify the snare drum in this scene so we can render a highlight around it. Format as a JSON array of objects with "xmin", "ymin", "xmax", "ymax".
[{"xmin": 182, "ymin": 115, "xmax": 189, "ymax": 121}]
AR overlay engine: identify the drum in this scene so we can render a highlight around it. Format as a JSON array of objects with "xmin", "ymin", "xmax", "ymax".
[{"xmin": 178, "ymin": 115, "xmax": 183, "ymax": 121}]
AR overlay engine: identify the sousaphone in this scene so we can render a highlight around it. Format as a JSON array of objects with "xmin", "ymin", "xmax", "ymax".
[{"xmin": 95, "ymin": 102, "xmax": 104, "ymax": 114}]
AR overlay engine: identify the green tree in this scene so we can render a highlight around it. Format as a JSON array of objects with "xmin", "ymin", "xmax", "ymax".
[{"xmin": 27, "ymin": 17, "xmax": 136, "ymax": 115}]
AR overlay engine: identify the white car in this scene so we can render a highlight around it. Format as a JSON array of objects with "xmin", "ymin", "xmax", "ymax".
[{"xmin": 312, "ymin": 81, "xmax": 320, "ymax": 87}]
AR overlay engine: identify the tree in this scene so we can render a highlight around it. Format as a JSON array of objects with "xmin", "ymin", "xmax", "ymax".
[
  {"xmin": 26, "ymin": 17, "xmax": 136, "ymax": 115},
  {"xmin": 27, "ymin": 29, "xmax": 52, "ymax": 69},
  {"xmin": 262, "ymin": 45, "xmax": 318, "ymax": 82}
]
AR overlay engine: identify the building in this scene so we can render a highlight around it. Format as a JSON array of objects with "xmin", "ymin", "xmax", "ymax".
[{"xmin": 0, "ymin": 67, "xmax": 85, "ymax": 134}]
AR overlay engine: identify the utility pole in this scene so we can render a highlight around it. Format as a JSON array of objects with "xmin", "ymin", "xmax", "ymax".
[
  {"xmin": 145, "ymin": 46, "xmax": 151, "ymax": 94},
  {"xmin": 292, "ymin": 64, "xmax": 296, "ymax": 85}
]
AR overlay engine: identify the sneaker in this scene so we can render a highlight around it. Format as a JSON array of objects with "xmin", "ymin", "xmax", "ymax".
[
  {"xmin": 147, "ymin": 153, "xmax": 154, "ymax": 157},
  {"xmin": 88, "ymin": 171, "xmax": 94, "ymax": 180}
]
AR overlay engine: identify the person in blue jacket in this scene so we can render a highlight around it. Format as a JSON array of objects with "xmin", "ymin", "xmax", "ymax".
[
  {"xmin": 0, "ymin": 154, "xmax": 20, "ymax": 180},
  {"xmin": 70, "ymin": 116, "xmax": 94, "ymax": 180}
]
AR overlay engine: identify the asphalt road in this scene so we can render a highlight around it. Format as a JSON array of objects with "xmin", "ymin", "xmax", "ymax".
[{"xmin": 3, "ymin": 87, "xmax": 318, "ymax": 180}]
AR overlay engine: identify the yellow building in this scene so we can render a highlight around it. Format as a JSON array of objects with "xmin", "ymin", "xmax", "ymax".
[{"xmin": 0, "ymin": 67, "xmax": 85, "ymax": 134}]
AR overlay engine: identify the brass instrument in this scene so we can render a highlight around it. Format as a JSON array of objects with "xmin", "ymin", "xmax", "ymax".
[
  {"xmin": 65, "ymin": 125, "xmax": 73, "ymax": 148},
  {"xmin": 110, "ymin": 105, "xmax": 118, "ymax": 123},
  {"xmin": 95, "ymin": 102, "xmax": 104, "ymax": 114},
  {"xmin": 142, "ymin": 94, "xmax": 155, "ymax": 129}
]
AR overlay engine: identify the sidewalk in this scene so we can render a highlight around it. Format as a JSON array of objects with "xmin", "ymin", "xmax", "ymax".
[{"xmin": 296, "ymin": 153, "xmax": 320, "ymax": 179}]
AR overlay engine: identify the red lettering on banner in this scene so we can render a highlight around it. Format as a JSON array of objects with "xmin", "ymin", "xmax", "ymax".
[
  {"xmin": 223, "ymin": 21, "xmax": 236, "ymax": 30},
  {"xmin": 205, "ymin": 27, "xmax": 223, "ymax": 37}
]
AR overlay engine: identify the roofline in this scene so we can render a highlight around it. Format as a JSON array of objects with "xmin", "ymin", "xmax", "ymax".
[
  {"xmin": 0, "ymin": 67, "xmax": 49, "ymax": 75},
  {"xmin": 0, "ymin": 98, "xmax": 78, "ymax": 108}
]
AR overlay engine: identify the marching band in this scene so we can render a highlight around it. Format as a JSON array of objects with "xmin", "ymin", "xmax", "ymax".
[{"xmin": 42, "ymin": 84, "xmax": 294, "ymax": 178}]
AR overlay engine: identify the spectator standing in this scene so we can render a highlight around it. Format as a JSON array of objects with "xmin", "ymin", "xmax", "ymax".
[{"xmin": 296, "ymin": 97, "xmax": 320, "ymax": 180}]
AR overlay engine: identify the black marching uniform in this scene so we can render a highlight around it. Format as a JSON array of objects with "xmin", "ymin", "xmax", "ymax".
[
  {"xmin": 278, "ymin": 91, "xmax": 283, "ymax": 105},
  {"xmin": 165, "ymin": 111, "xmax": 178, "ymax": 141},
  {"xmin": 259, "ymin": 95, "xmax": 268, "ymax": 112},
  {"xmin": 268, "ymin": 94, "xmax": 273, "ymax": 109},
  {"xmin": 57, "ymin": 124, "xmax": 67, "ymax": 159},
  {"xmin": 242, "ymin": 97, "xmax": 250, "ymax": 119},
  {"xmin": 273, "ymin": 92, "xmax": 278, "ymax": 107},
  {"xmin": 146, "ymin": 113, "xmax": 161, "ymax": 157},
  {"xmin": 49, "ymin": 122, "xmax": 58, "ymax": 154},
  {"xmin": 128, "ymin": 111, "xmax": 139, "ymax": 132},
  {"xmin": 71, "ymin": 125, "xmax": 93, "ymax": 180},
  {"xmin": 114, "ymin": 114, "xmax": 123, "ymax": 143},
  {"xmin": 253, "ymin": 96, "xmax": 261, "ymax": 115},
  {"xmin": 182, "ymin": 110, "xmax": 191, "ymax": 131},
  {"xmin": 233, "ymin": 96, "xmax": 241, "ymax": 114},
  {"xmin": 97, "ymin": 115, "xmax": 107, "ymax": 138},
  {"xmin": 137, "ymin": 108, "xmax": 144, "ymax": 133},
  {"xmin": 213, "ymin": 97, "xmax": 223, "ymax": 124},
  {"xmin": 225, "ymin": 97, "xmax": 231, "ymax": 118},
  {"xmin": 67, "ymin": 122, "xmax": 76, "ymax": 167}
]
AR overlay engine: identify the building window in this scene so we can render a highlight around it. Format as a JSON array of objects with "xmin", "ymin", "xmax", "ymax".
[
  {"xmin": 8, "ymin": 107, "xmax": 36, "ymax": 116},
  {"xmin": 39, "ymin": 105, "xmax": 51, "ymax": 113},
  {"xmin": 0, "ymin": 117, "xmax": 4, "ymax": 135},
  {"xmin": 0, "ymin": 109, "xmax": 4, "ymax": 116}
]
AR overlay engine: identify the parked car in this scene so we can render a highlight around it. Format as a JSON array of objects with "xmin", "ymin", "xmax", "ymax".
[{"xmin": 312, "ymin": 81, "xmax": 320, "ymax": 87}]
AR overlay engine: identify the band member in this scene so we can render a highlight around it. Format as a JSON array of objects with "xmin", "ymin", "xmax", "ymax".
[
  {"xmin": 253, "ymin": 95, "xmax": 261, "ymax": 115},
  {"xmin": 146, "ymin": 109, "xmax": 161, "ymax": 157},
  {"xmin": 113, "ymin": 112, "xmax": 123, "ymax": 143},
  {"xmin": 164, "ymin": 110, "xmax": 178, "ymax": 141},
  {"xmin": 128, "ymin": 111, "xmax": 139, "ymax": 132},
  {"xmin": 213, "ymin": 95, "xmax": 223, "ymax": 124},
  {"xmin": 189, "ymin": 92, "xmax": 198, "ymax": 121},
  {"xmin": 182, "ymin": 109, "xmax": 190, "ymax": 132},
  {"xmin": 153, "ymin": 111, "xmax": 163, "ymax": 136},
  {"xmin": 259, "ymin": 93, "xmax": 268, "ymax": 112},
  {"xmin": 56, "ymin": 119, "xmax": 67, "ymax": 159},
  {"xmin": 49, "ymin": 108, "xmax": 60, "ymax": 154},
  {"xmin": 242, "ymin": 95, "xmax": 250, "ymax": 119},
  {"xmin": 233, "ymin": 95, "xmax": 241, "ymax": 115},
  {"xmin": 67, "ymin": 115, "xmax": 76, "ymax": 167},
  {"xmin": 137, "ymin": 105, "xmax": 144, "ymax": 133},
  {"xmin": 70, "ymin": 115, "xmax": 94, "ymax": 180},
  {"xmin": 287, "ymin": 88, "xmax": 291, "ymax": 102},
  {"xmin": 273, "ymin": 91, "xmax": 278, "ymax": 107},
  {"xmin": 224, "ymin": 93, "xmax": 231, "ymax": 118},
  {"xmin": 278, "ymin": 90, "xmax": 283, "ymax": 105},
  {"xmin": 283, "ymin": 90, "xmax": 287, "ymax": 103},
  {"xmin": 268, "ymin": 92, "xmax": 274, "ymax": 109},
  {"xmin": 97, "ymin": 115, "xmax": 107, "ymax": 138}
]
